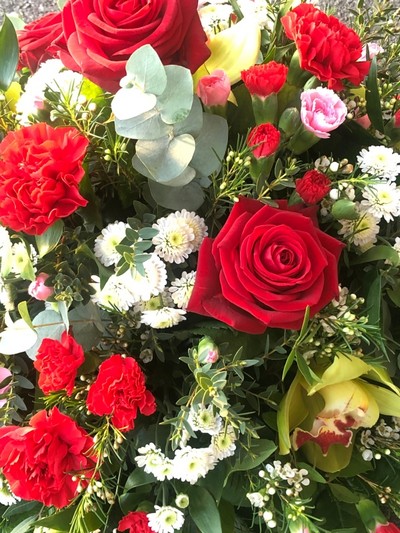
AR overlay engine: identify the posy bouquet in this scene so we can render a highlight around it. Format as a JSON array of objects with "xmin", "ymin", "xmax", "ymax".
[{"xmin": 0, "ymin": 0, "xmax": 400, "ymax": 531}]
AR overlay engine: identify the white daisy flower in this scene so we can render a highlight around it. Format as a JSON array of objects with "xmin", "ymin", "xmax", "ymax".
[
  {"xmin": 135, "ymin": 443, "xmax": 166, "ymax": 474},
  {"xmin": 361, "ymin": 182, "xmax": 400, "ymax": 222},
  {"xmin": 152, "ymin": 215, "xmax": 195, "ymax": 264},
  {"xmin": 11, "ymin": 242, "xmax": 37, "ymax": 276},
  {"xmin": 173, "ymin": 210, "xmax": 208, "ymax": 252},
  {"xmin": 0, "ymin": 475, "xmax": 20, "ymax": 506},
  {"xmin": 0, "ymin": 227, "xmax": 11, "ymax": 253},
  {"xmin": 147, "ymin": 505, "xmax": 185, "ymax": 533},
  {"xmin": 173, "ymin": 446, "xmax": 217, "ymax": 484},
  {"xmin": 140, "ymin": 307, "xmax": 186, "ymax": 329},
  {"xmin": 126, "ymin": 254, "xmax": 168, "ymax": 302},
  {"xmin": 357, "ymin": 146, "xmax": 400, "ymax": 181},
  {"xmin": 338, "ymin": 206, "xmax": 380, "ymax": 252},
  {"xmin": 211, "ymin": 425, "xmax": 237, "ymax": 460},
  {"xmin": 94, "ymin": 221, "xmax": 128, "ymax": 267},
  {"xmin": 90, "ymin": 273, "xmax": 139, "ymax": 311},
  {"xmin": 169, "ymin": 271, "xmax": 196, "ymax": 309},
  {"xmin": 187, "ymin": 405, "xmax": 223, "ymax": 435}
]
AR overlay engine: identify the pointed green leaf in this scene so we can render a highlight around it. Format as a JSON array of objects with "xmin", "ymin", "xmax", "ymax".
[
  {"xmin": 35, "ymin": 220, "xmax": 64, "ymax": 258},
  {"xmin": 366, "ymin": 57, "xmax": 384, "ymax": 133},
  {"xmin": 0, "ymin": 17, "xmax": 19, "ymax": 91},
  {"xmin": 187, "ymin": 486, "xmax": 223, "ymax": 533}
]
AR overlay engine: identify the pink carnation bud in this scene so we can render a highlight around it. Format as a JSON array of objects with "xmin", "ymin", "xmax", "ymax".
[
  {"xmin": 28, "ymin": 273, "xmax": 53, "ymax": 301},
  {"xmin": 0, "ymin": 367, "xmax": 12, "ymax": 408},
  {"xmin": 205, "ymin": 349, "xmax": 219, "ymax": 364},
  {"xmin": 196, "ymin": 69, "xmax": 231, "ymax": 107}
]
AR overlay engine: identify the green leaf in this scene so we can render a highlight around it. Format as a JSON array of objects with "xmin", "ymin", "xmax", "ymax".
[
  {"xmin": 17, "ymin": 301, "xmax": 34, "ymax": 330},
  {"xmin": 148, "ymin": 179, "xmax": 205, "ymax": 211},
  {"xmin": 0, "ymin": 17, "xmax": 19, "ymax": 91},
  {"xmin": 35, "ymin": 220, "xmax": 64, "ymax": 257},
  {"xmin": 125, "ymin": 44, "xmax": 167, "ymax": 95},
  {"xmin": 230, "ymin": 439, "xmax": 276, "ymax": 473},
  {"xmin": 9, "ymin": 516, "xmax": 38, "ymax": 533},
  {"xmin": 351, "ymin": 245, "xmax": 400, "ymax": 266},
  {"xmin": 296, "ymin": 351, "xmax": 321, "ymax": 386},
  {"xmin": 190, "ymin": 114, "xmax": 228, "ymax": 177},
  {"xmin": 158, "ymin": 65, "xmax": 193, "ymax": 124},
  {"xmin": 187, "ymin": 486, "xmax": 223, "ymax": 533},
  {"xmin": 365, "ymin": 270, "xmax": 381, "ymax": 325},
  {"xmin": 329, "ymin": 483, "xmax": 360, "ymax": 504},
  {"xmin": 219, "ymin": 500, "xmax": 235, "ymax": 533},
  {"xmin": 331, "ymin": 199, "xmax": 359, "ymax": 220},
  {"xmin": 25, "ymin": 310, "xmax": 65, "ymax": 360},
  {"xmin": 33, "ymin": 508, "xmax": 75, "ymax": 531},
  {"xmin": 125, "ymin": 467, "xmax": 156, "ymax": 491},
  {"xmin": 366, "ymin": 57, "xmax": 384, "ymax": 133}
]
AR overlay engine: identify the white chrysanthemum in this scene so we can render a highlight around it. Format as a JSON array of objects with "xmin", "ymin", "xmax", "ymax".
[
  {"xmin": 0, "ymin": 475, "xmax": 20, "ymax": 506},
  {"xmin": 169, "ymin": 271, "xmax": 196, "ymax": 309},
  {"xmin": 90, "ymin": 273, "xmax": 139, "ymax": 311},
  {"xmin": 357, "ymin": 146, "xmax": 400, "ymax": 181},
  {"xmin": 141, "ymin": 307, "xmax": 186, "ymax": 329},
  {"xmin": 211, "ymin": 425, "xmax": 237, "ymax": 460},
  {"xmin": 238, "ymin": 0, "xmax": 274, "ymax": 30},
  {"xmin": 0, "ymin": 227, "xmax": 11, "ymax": 253},
  {"xmin": 127, "ymin": 254, "xmax": 168, "ymax": 302},
  {"xmin": 338, "ymin": 206, "xmax": 380, "ymax": 252},
  {"xmin": 152, "ymin": 215, "xmax": 195, "ymax": 264},
  {"xmin": 173, "ymin": 210, "xmax": 208, "ymax": 252},
  {"xmin": 147, "ymin": 506, "xmax": 185, "ymax": 533},
  {"xmin": 135, "ymin": 443, "xmax": 166, "ymax": 474},
  {"xmin": 94, "ymin": 221, "xmax": 128, "ymax": 266},
  {"xmin": 246, "ymin": 492, "xmax": 264, "ymax": 508},
  {"xmin": 10, "ymin": 243, "xmax": 37, "ymax": 275},
  {"xmin": 16, "ymin": 59, "xmax": 83, "ymax": 125},
  {"xmin": 361, "ymin": 182, "xmax": 400, "ymax": 222},
  {"xmin": 188, "ymin": 405, "xmax": 223, "ymax": 435},
  {"xmin": 173, "ymin": 446, "xmax": 217, "ymax": 484},
  {"xmin": 198, "ymin": 3, "xmax": 233, "ymax": 36}
]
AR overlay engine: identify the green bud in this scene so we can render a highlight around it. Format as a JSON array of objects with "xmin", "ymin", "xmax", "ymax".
[{"xmin": 278, "ymin": 107, "xmax": 301, "ymax": 138}]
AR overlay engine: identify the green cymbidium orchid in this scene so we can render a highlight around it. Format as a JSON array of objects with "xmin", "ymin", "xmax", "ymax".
[{"xmin": 277, "ymin": 353, "xmax": 400, "ymax": 472}]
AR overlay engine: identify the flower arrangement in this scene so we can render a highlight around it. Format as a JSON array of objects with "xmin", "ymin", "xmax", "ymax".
[{"xmin": 0, "ymin": 0, "xmax": 400, "ymax": 532}]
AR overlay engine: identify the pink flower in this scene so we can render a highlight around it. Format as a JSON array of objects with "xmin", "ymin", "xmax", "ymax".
[
  {"xmin": 0, "ymin": 368, "xmax": 12, "ymax": 408},
  {"xmin": 300, "ymin": 87, "xmax": 347, "ymax": 139},
  {"xmin": 359, "ymin": 42, "xmax": 384, "ymax": 61},
  {"xmin": 28, "ymin": 273, "xmax": 53, "ymax": 301},
  {"xmin": 374, "ymin": 523, "xmax": 400, "ymax": 533},
  {"xmin": 196, "ymin": 69, "xmax": 231, "ymax": 107}
]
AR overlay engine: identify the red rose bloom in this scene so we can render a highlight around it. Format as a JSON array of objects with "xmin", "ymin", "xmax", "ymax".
[
  {"xmin": 17, "ymin": 11, "xmax": 64, "ymax": 72},
  {"xmin": 241, "ymin": 62, "xmax": 289, "ymax": 97},
  {"xmin": 281, "ymin": 4, "xmax": 370, "ymax": 90},
  {"xmin": 86, "ymin": 354, "xmax": 156, "ymax": 432},
  {"xmin": 187, "ymin": 198, "xmax": 344, "ymax": 333},
  {"xmin": 0, "ymin": 123, "xmax": 89, "ymax": 235},
  {"xmin": 295, "ymin": 170, "xmax": 331, "ymax": 204},
  {"xmin": 34, "ymin": 332, "xmax": 85, "ymax": 396},
  {"xmin": 118, "ymin": 511, "xmax": 153, "ymax": 533},
  {"xmin": 247, "ymin": 123, "xmax": 281, "ymax": 159},
  {"xmin": 0, "ymin": 407, "xmax": 96, "ymax": 508},
  {"xmin": 375, "ymin": 524, "xmax": 400, "ymax": 533},
  {"xmin": 55, "ymin": 0, "xmax": 210, "ymax": 93}
]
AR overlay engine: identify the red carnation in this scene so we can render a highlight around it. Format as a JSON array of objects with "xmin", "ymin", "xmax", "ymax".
[
  {"xmin": 241, "ymin": 62, "xmax": 289, "ymax": 98},
  {"xmin": 86, "ymin": 354, "xmax": 156, "ymax": 432},
  {"xmin": 281, "ymin": 4, "xmax": 370, "ymax": 91},
  {"xmin": 247, "ymin": 123, "xmax": 281, "ymax": 159},
  {"xmin": 0, "ymin": 123, "xmax": 89, "ymax": 235},
  {"xmin": 375, "ymin": 524, "xmax": 400, "ymax": 533},
  {"xmin": 34, "ymin": 332, "xmax": 85, "ymax": 396},
  {"xmin": 295, "ymin": 170, "xmax": 331, "ymax": 204},
  {"xmin": 118, "ymin": 511, "xmax": 153, "ymax": 533},
  {"xmin": 0, "ymin": 407, "xmax": 96, "ymax": 508},
  {"xmin": 18, "ymin": 11, "xmax": 64, "ymax": 72},
  {"xmin": 394, "ymin": 109, "xmax": 400, "ymax": 128}
]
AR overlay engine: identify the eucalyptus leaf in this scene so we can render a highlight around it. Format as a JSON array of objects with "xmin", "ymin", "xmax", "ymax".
[
  {"xmin": 190, "ymin": 114, "xmax": 228, "ymax": 177},
  {"xmin": 35, "ymin": 220, "xmax": 64, "ymax": 258},
  {"xmin": 26, "ymin": 310, "xmax": 65, "ymax": 360},
  {"xmin": 173, "ymin": 96, "xmax": 204, "ymax": 137},
  {"xmin": 125, "ymin": 44, "xmax": 167, "ymax": 95},
  {"xmin": 158, "ymin": 65, "xmax": 193, "ymax": 124},
  {"xmin": 148, "ymin": 179, "xmax": 205, "ymax": 210},
  {"xmin": 112, "ymin": 86, "xmax": 157, "ymax": 120},
  {"xmin": 0, "ymin": 17, "xmax": 19, "ymax": 91},
  {"xmin": 115, "ymin": 108, "xmax": 169, "ymax": 140}
]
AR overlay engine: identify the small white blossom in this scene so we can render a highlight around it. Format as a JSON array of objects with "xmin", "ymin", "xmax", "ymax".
[
  {"xmin": 357, "ymin": 145, "xmax": 400, "ymax": 181},
  {"xmin": 246, "ymin": 492, "xmax": 265, "ymax": 508},
  {"xmin": 94, "ymin": 222, "xmax": 128, "ymax": 266},
  {"xmin": 338, "ymin": 205, "xmax": 380, "ymax": 251},
  {"xmin": 90, "ymin": 273, "xmax": 139, "ymax": 311},
  {"xmin": 210, "ymin": 425, "xmax": 237, "ymax": 460},
  {"xmin": 187, "ymin": 404, "xmax": 223, "ymax": 435},
  {"xmin": 173, "ymin": 210, "xmax": 208, "ymax": 252},
  {"xmin": 152, "ymin": 213, "xmax": 195, "ymax": 264},
  {"xmin": 0, "ymin": 475, "xmax": 20, "ymax": 506},
  {"xmin": 141, "ymin": 307, "xmax": 186, "ymax": 329},
  {"xmin": 147, "ymin": 506, "xmax": 185, "ymax": 533},
  {"xmin": 169, "ymin": 271, "xmax": 196, "ymax": 309},
  {"xmin": 173, "ymin": 446, "xmax": 217, "ymax": 484},
  {"xmin": 361, "ymin": 182, "xmax": 400, "ymax": 222}
]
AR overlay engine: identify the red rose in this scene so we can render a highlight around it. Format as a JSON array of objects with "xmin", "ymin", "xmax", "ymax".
[
  {"xmin": 0, "ymin": 407, "xmax": 96, "ymax": 508},
  {"xmin": 187, "ymin": 198, "xmax": 344, "ymax": 333},
  {"xmin": 86, "ymin": 354, "xmax": 156, "ymax": 432},
  {"xmin": 34, "ymin": 332, "xmax": 85, "ymax": 396},
  {"xmin": 247, "ymin": 123, "xmax": 281, "ymax": 159},
  {"xmin": 241, "ymin": 62, "xmax": 289, "ymax": 97},
  {"xmin": 56, "ymin": 0, "xmax": 210, "ymax": 93},
  {"xmin": 375, "ymin": 524, "xmax": 400, "ymax": 533},
  {"xmin": 118, "ymin": 511, "xmax": 153, "ymax": 533},
  {"xmin": 281, "ymin": 4, "xmax": 370, "ymax": 91},
  {"xmin": 0, "ymin": 123, "xmax": 89, "ymax": 235},
  {"xmin": 17, "ymin": 12, "xmax": 64, "ymax": 72},
  {"xmin": 295, "ymin": 170, "xmax": 331, "ymax": 204}
]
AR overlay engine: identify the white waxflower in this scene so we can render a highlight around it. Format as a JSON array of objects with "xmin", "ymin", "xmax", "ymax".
[
  {"xmin": 361, "ymin": 182, "xmax": 400, "ymax": 222},
  {"xmin": 16, "ymin": 59, "xmax": 83, "ymax": 125},
  {"xmin": 0, "ymin": 475, "xmax": 20, "ymax": 506},
  {"xmin": 393, "ymin": 237, "xmax": 400, "ymax": 256},
  {"xmin": 211, "ymin": 425, "xmax": 237, "ymax": 460},
  {"xmin": 140, "ymin": 307, "xmax": 186, "ymax": 329},
  {"xmin": 338, "ymin": 206, "xmax": 380, "ymax": 252},
  {"xmin": 94, "ymin": 221, "xmax": 129, "ymax": 266},
  {"xmin": 169, "ymin": 271, "xmax": 196, "ymax": 309},
  {"xmin": 173, "ymin": 210, "xmax": 208, "ymax": 252},
  {"xmin": 173, "ymin": 446, "xmax": 217, "ymax": 484},
  {"xmin": 246, "ymin": 492, "xmax": 265, "ymax": 508},
  {"xmin": 187, "ymin": 404, "xmax": 223, "ymax": 435},
  {"xmin": 357, "ymin": 146, "xmax": 400, "ymax": 181},
  {"xmin": 147, "ymin": 506, "xmax": 185, "ymax": 533},
  {"xmin": 152, "ymin": 214, "xmax": 195, "ymax": 264}
]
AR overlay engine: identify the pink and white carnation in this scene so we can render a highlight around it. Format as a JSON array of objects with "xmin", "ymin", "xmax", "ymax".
[{"xmin": 300, "ymin": 87, "xmax": 347, "ymax": 139}]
